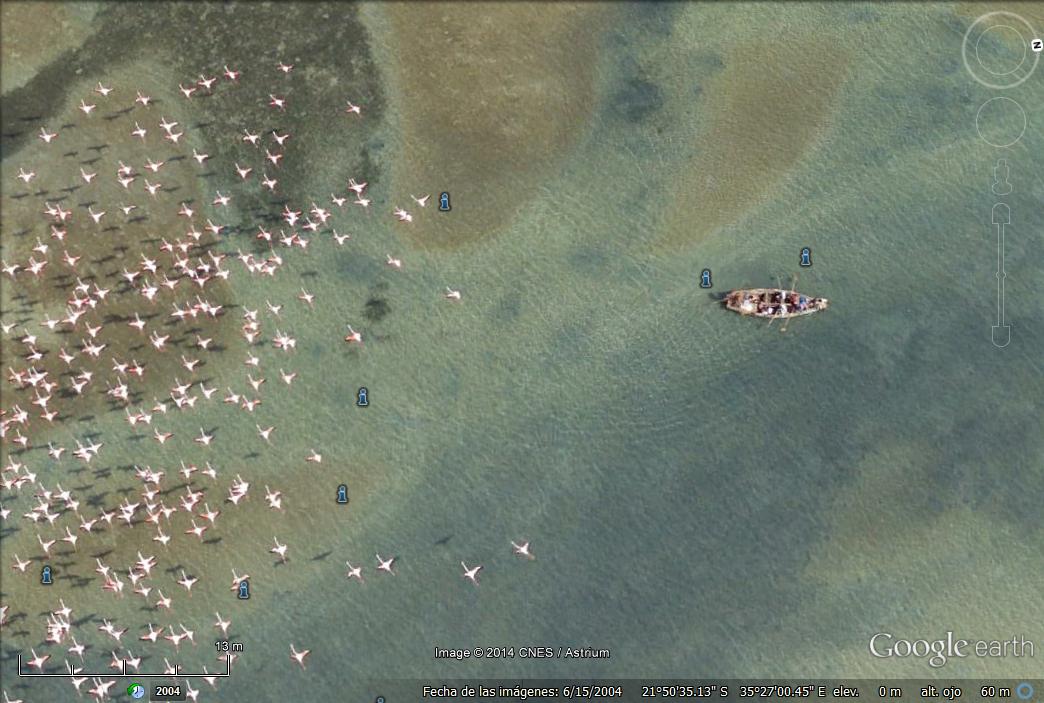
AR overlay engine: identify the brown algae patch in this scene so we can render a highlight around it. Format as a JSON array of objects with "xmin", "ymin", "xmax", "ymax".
[
  {"xmin": 0, "ymin": 71, "xmax": 244, "ymax": 425},
  {"xmin": 659, "ymin": 40, "xmax": 849, "ymax": 249},
  {"xmin": 0, "ymin": 1, "xmax": 98, "ymax": 94},
  {"xmin": 384, "ymin": 2, "xmax": 610, "ymax": 249},
  {"xmin": 790, "ymin": 441, "xmax": 1043, "ymax": 676}
]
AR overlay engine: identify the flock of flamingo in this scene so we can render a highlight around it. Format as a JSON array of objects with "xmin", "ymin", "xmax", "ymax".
[{"xmin": 1, "ymin": 57, "xmax": 533, "ymax": 701}]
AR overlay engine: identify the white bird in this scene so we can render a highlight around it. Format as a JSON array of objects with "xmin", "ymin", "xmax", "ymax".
[
  {"xmin": 140, "ymin": 623, "xmax": 163, "ymax": 643},
  {"xmin": 26, "ymin": 647, "xmax": 50, "ymax": 670},
  {"xmin": 264, "ymin": 486, "xmax": 282, "ymax": 511},
  {"xmin": 176, "ymin": 570, "xmax": 198, "ymax": 592},
  {"xmin": 271, "ymin": 537, "xmax": 288, "ymax": 562},
  {"xmin": 462, "ymin": 561, "xmax": 483, "ymax": 585},
  {"xmin": 290, "ymin": 644, "xmax": 310, "ymax": 669},
  {"xmin": 68, "ymin": 636, "xmax": 86, "ymax": 660},
  {"xmin": 195, "ymin": 428, "xmax": 213, "ymax": 446},
  {"xmin": 214, "ymin": 612, "xmax": 231, "ymax": 636},
  {"xmin": 376, "ymin": 553, "xmax": 395, "ymax": 575},
  {"xmin": 512, "ymin": 540, "xmax": 534, "ymax": 559}
]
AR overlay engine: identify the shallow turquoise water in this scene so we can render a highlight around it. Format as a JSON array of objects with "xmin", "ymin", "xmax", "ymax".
[{"xmin": 1, "ymin": 3, "xmax": 1042, "ymax": 701}]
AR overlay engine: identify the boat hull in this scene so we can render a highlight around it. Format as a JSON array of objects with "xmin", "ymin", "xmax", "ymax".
[{"xmin": 724, "ymin": 288, "xmax": 828, "ymax": 319}]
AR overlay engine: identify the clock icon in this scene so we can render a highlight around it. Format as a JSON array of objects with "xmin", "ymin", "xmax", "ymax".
[{"xmin": 128, "ymin": 683, "xmax": 146, "ymax": 699}]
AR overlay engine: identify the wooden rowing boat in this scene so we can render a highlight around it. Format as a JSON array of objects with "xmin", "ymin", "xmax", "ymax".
[{"xmin": 724, "ymin": 288, "xmax": 828, "ymax": 319}]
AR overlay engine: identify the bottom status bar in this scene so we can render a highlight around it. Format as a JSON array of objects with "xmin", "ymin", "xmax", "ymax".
[{"xmin": 366, "ymin": 680, "xmax": 1040, "ymax": 703}]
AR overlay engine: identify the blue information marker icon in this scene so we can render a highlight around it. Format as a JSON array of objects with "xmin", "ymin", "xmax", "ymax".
[
  {"xmin": 357, "ymin": 387, "xmax": 369, "ymax": 407},
  {"xmin": 800, "ymin": 247, "xmax": 813, "ymax": 267},
  {"xmin": 337, "ymin": 484, "xmax": 349, "ymax": 504},
  {"xmin": 237, "ymin": 580, "xmax": 250, "ymax": 600},
  {"xmin": 41, "ymin": 565, "xmax": 53, "ymax": 585},
  {"xmin": 700, "ymin": 269, "xmax": 712, "ymax": 288},
  {"xmin": 438, "ymin": 192, "xmax": 451, "ymax": 211}
]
